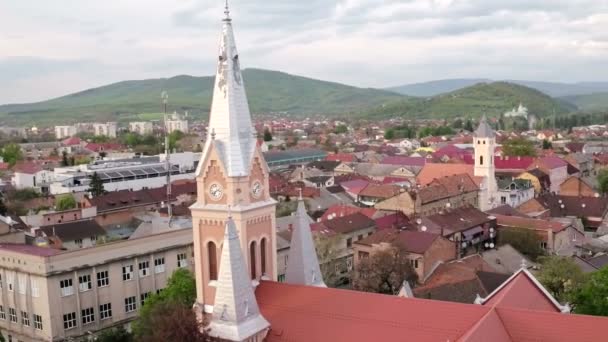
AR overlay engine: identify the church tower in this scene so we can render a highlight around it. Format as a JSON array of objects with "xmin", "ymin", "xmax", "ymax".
[
  {"xmin": 191, "ymin": 2, "xmax": 277, "ymax": 317},
  {"xmin": 474, "ymin": 116, "xmax": 498, "ymax": 210}
]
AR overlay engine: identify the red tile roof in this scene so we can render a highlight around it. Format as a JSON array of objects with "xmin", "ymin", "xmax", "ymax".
[
  {"xmin": 359, "ymin": 183, "xmax": 401, "ymax": 199},
  {"xmin": 483, "ymin": 271, "xmax": 562, "ymax": 312},
  {"xmin": 357, "ymin": 228, "xmax": 440, "ymax": 255},
  {"xmin": 13, "ymin": 162, "xmax": 43, "ymax": 174},
  {"xmin": 319, "ymin": 204, "xmax": 376, "ymax": 222},
  {"xmin": 536, "ymin": 156, "xmax": 568, "ymax": 170},
  {"xmin": 381, "ymin": 156, "xmax": 427, "ymax": 167},
  {"xmin": 463, "ymin": 155, "xmax": 535, "ymax": 170},
  {"xmin": 62, "ymin": 136, "xmax": 81, "ymax": 146},
  {"xmin": 494, "ymin": 214, "xmax": 568, "ymax": 233},
  {"xmin": 325, "ymin": 153, "xmax": 356, "ymax": 163},
  {"xmin": 0, "ymin": 243, "xmax": 62, "ymax": 257},
  {"xmin": 417, "ymin": 163, "xmax": 475, "ymax": 186}
]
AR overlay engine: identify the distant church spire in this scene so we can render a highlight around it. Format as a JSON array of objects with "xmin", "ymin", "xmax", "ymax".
[
  {"xmin": 285, "ymin": 195, "xmax": 326, "ymax": 287},
  {"xmin": 196, "ymin": 0, "xmax": 256, "ymax": 177},
  {"xmin": 208, "ymin": 218, "xmax": 270, "ymax": 341}
]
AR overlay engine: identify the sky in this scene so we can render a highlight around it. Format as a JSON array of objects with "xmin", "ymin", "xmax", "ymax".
[{"xmin": 1, "ymin": 0, "xmax": 608, "ymax": 104}]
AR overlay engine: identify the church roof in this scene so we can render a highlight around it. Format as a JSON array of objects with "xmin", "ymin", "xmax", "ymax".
[
  {"xmin": 255, "ymin": 280, "xmax": 607, "ymax": 342},
  {"xmin": 198, "ymin": 4, "xmax": 256, "ymax": 177},
  {"xmin": 474, "ymin": 116, "xmax": 495, "ymax": 138}
]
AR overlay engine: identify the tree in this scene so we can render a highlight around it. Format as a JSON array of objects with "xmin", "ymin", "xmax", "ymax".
[
  {"xmin": 542, "ymin": 139, "xmax": 552, "ymax": 150},
  {"xmin": 133, "ymin": 269, "xmax": 205, "ymax": 341},
  {"xmin": 501, "ymin": 138, "xmax": 537, "ymax": 157},
  {"xmin": 353, "ymin": 246, "xmax": 418, "ymax": 295},
  {"xmin": 56, "ymin": 194, "xmax": 77, "ymax": 211},
  {"xmin": 0, "ymin": 197, "xmax": 7, "ymax": 216},
  {"xmin": 97, "ymin": 326, "xmax": 133, "ymax": 342},
  {"xmin": 263, "ymin": 128, "xmax": 273, "ymax": 142},
  {"xmin": 464, "ymin": 119, "xmax": 474, "ymax": 132},
  {"xmin": 384, "ymin": 129, "xmax": 395, "ymax": 140},
  {"xmin": 598, "ymin": 169, "xmax": 608, "ymax": 195},
  {"xmin": 334, "ymin": 125, "xmax": 348, "ymax": 134},
  {"xmin": 0, "ymin": 143, "xmax": 23, "ymax": 166},
  {"xmin": 314, "ymin": 234, "xmax": 344, "ymax": 287},
  {"xmin": 497, "ymin": 228, "xmax": 545, "ymax": 261},
  {"xmin": 537, "ymin": 256, "xmax": 586, "ymax": 304},
  {"xmin": 574, "ymin": 266, "xmax": 608, "ymax": 316},
  {"xmin": 168, "ymin": 130, "xmax": 185, "ymax": 151},
  {"xmin": 452, "ymin": 118, "xmax": 463, "ymax": 129},
  {"xmin": 61, "ymin": 150, "xmax": 69, "ymax": 167},
  {"xmin": 88, "ymin": 172, "xmax": 106, "ymax": 197}
]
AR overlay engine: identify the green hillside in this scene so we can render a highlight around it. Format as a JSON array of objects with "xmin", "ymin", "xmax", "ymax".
[
  {"xmin": 364, "ymin": 82, "xmax": 577, "ymax": 119},
  {"xmin": 0, "ymin": 69, "xmax": 404, "ymax": 125},
  {"xmin": 560, "ymin": 92, "xmax": 608, "ymax": 111}
]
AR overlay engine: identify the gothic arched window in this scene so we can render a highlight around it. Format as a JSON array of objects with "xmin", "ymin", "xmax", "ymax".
[
  {"xmin": 250, "ymin": 241, "xmax": 257, "ymax": 280},
  {"xmin": 480, "ymin": 155, "xmax": 484, "ymax": 166},
  {"xmin": 208, "ymin": 241, "xmax": 218, "ymax": 281},
  {"xmin": 260, "ymin": 238, "xmax": 267, "ymax": 276}
]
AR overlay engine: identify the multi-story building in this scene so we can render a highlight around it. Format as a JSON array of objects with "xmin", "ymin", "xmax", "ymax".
[
  {"xmin": 166, "ymin": 113, "xmax": 188, "ymax": 134},
  {"xmin": 92, "ymin": 122, "xmax": 117, "ymax": 138},
  {"xmin": 0, "ymin": 227, "xmax": 193, "ymax": 341},
  {"xmin": 54, "ymin": 126, "xmax": 77, "ymax": 140},
  {"xmin": 128, "ymin": 122, "xmax": 153, "ymax": 136}
]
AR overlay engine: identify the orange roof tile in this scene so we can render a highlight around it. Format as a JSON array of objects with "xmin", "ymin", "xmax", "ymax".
[{"xmin": 417, "ymin": 163, "xmax": 475, "ymax": 186}]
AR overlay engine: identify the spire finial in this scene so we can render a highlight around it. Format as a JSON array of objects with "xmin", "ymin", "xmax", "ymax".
[
  {"xmin": 223, "ymin": 0, "xmax": 231, "ymax": 20},
  {"xmin": 298, "ymin": 188, "xmax": 303, "ymax": 201}
]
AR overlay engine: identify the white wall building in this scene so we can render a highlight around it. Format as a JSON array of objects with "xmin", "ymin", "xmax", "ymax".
[
  {"xmin": 54, "ymin": 126, "xmax": 77, "ymax": 139},
  {"xmin": 129, "ymin": 122, "xmax": 153, "ymax": 135},
  {"xmin": 474, "ymin": 116, "xmax": 499, "ymax": 211},
  {"xmin": 166, "ymin": 112, "xmax": 188, "ymax": 134},
  {"xmin": 92, "ymin": 122, "xmax": 117, "ymax": 138}
]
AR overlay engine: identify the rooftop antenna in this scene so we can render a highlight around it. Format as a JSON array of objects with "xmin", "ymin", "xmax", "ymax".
[{"xmin": 162, "ymin": 91, "xmax": 173, "ymax": 221}]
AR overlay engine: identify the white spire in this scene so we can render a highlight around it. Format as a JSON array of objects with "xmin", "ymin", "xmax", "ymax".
[
  {"xmin": 285, "ymin": 196, "xmax": 326, "ymax": 287},
  {"xmin": 397, "ymin": 280, "xmax": 413, "ymax": 298},
  {"xmin": 209, "ymin": 218, "xmax": 270, "ymax": 341},
  {"xmin": 200, "ymin": 4, "xmax": 256, "ymax": 177}
]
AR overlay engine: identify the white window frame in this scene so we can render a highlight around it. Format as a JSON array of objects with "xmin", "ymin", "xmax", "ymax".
[
  {"xmin": 21, "ymin": 311, "xmax": 30, "ymax": 326},
  {"xmin": 17, "ymin": 274, "xmax": 26, "ymax": 295},
  {"xmin": 97, "ymin": 270, "xmax": 109, "ymax": 287},
  {"xmin": 0, "ymin": 305, "xmax": 5, "ymax": 320},
  {"xmin": 138, "ymin": 261, "xmax": 150, "ymax": 277},
  {"xmin": 63, "ymin": 312, "xmax": 76, "ymax": 330},
  {"xmin": 99, "ymin": 303, "xmax": 112, "ymax": 320},
  {"xmin": 8, "ymin": 308, "xmax": 17, "ymax": 323},
  {"xmin": 74, "ymin": 238, "xmax": 83, "ymax": 248},
  {"xmin": 177, "ymin": 253, "xmax": 188, "ymax": 268},
  {"xmin": 78, "ymin": 274, "xmax": 92, "ymax": 292},
  {"xmin": 60, "ymin": 278, "xmax": 74, "ymax": 297},
  {"xmin": 140, "ymin": 292, "xmax": 150, "ymax": 306},
  {"xmin": 122, "ymin": 265, "xmax": 133, "ymax": 281},
  {"xmin": 81, "ymin": 307, "xmax": 95, "ymax": 325},
  {"xmin": 154, "ymin": 257, "xmax": 165, "ymax": 274},
  {"xmin": 34, "ymin": 314, "xmax": 43, "ymax": 330},
  {"xmin": 31, "ymin": 278, "xmax": 40, "ymax": 298},
  {"xmin": 124, "ymin": 296, "xmax": 136, "ymax": 313}
]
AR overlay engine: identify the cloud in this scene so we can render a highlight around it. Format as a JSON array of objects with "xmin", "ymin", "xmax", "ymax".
[{"xmin": 1, "ymin": 0, "xmax": 608, "ymax": 103}]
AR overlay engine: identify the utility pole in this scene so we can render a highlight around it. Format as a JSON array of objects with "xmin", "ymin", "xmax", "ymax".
[{"xmin": 162, "ymin": 91, "xmax": 173, "ymax": 220}]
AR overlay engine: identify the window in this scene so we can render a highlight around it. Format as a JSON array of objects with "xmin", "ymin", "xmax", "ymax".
[
  {"xmin": 358, "ymin": 251, "xmax": 370, "ymax": 259},
  {"xmin": 21, "ymin": 311, "xmax": 30, "ymax": 326},
  {"xmin": 177, "ymin": 253, "xmax": 188, "ymax": 268},
  {"xmin": 124, "ymin": 296, "xmax": 136, "ymax": 313},
  {"xmin": 9, "ymin": 308, "xmax": 17, "ymax": 323},
  {"xmin": 346, "ymin": 238, "xmax": 353, "ymax": 248},
  {"xmin": 479, "ymin": 155, "xmax": 484, "ymax": 166},
  {"xmin": 99, "ymin": 303, "xmax": 112, "ymax": 320},
  {"xmin": 31, "ymin": 279, "xmax": 39, "ymax": 297},
  {"xmin": 208, "ymin": 242, "xmax": 217, "ymax": 280},
  {"xmin": 0, "ymin": 306, "xmax": 5, "ymax": 320},
  {"xmin": 6, "ymin": 272, "xmax": 14, "ymax": 292},
  {"xmin": 60, "ymin": 278, "xmax": 74, "ymax": 297},
  {"xmin": 34, "ymin": 314, "xmax": 43, "ymax": 330},
  {"xmin": 540, "ymin": 241, "xmax": 548, "ymax": 250},
  {"xmin": 97, "ymin": 270, "xmax": 109, "ymax": 287},
  {"xmin": 346, "ymin": 257, "xmax": 353, "ymax": 271},
  {"xmin": 140, "ymin": 292, "xmax": 151, "ymax": 306},
  {"xmin": 154, "ymin": 257, "xmax": 165, "ymax": 274},
  {"xmin": 156, "ymin": 288, "xmax": 164, "ymax": 295},
  {"xmin": 18, "ymin": 274, "xmax": 26, "ymax": 295},
  {"xmin": 122, "ymin": 265, "xmax": 133, "ymax": 281},
  {"xmin": 63, "ymin": 312, "xmax": 76, "ymax": 330},
  {"xmin": 260, "ymin": 238, "xmax": 267, "ymax": 276},
  {"xmin": 358, "ymin": 234, "xmax": 363, "ymax": 241},
  {"xmin": 91, "ymin": 235, "xmax": 97, "ymax": 243},
  {"xmin": 501, "ymin": 196, "xmax": 507, "ymax": 204},
  {"xmin": 410, "ymin": 259, "xmax": 419, "ymax": 269},
  {"xmin": 81, "ymin": 307, "xmax": 94, "ymax": 325},
  {"xmin": 278, "ymin": 274, "xmax": 286, "ymax": 282},
  {"xmin": 250, "ymin": 241, "xmax": 257, "ymax": 280},
  {"xmin": 78, "ymin": 274, "xmax": 92, "ymax": 292},
  {"xmin": 138, "ymin": 261, "xmax": 150, "ymax": 277},
  {"xmin": 75, "ymin": 239, "xmax": 83, "ymax": 248}
]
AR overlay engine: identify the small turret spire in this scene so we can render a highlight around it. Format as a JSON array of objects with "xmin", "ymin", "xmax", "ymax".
[{"xmin": 285, "ymin": 197, "xmax": 326, "ymax": 287}]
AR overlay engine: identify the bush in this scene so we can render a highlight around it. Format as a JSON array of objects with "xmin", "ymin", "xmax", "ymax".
[{"xmin": 498, "ymin": 228, "xmax": 545, "ymax": 261}]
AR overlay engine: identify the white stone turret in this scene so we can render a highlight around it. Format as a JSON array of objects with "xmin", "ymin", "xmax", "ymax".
[
  {"xmin": 208, "ymin": 217, "xmax": 270, "ymax": 341},
  {"xmin": 196, "ymin": 2, "xmax": 256, "ymax": 178},
  {"xmin": 285, "ymin": 196, "xmax": 326, "ymax": 287},
  {"xmin": 474, "ymin": 116, "xmax": 498, "ymax": 210}
]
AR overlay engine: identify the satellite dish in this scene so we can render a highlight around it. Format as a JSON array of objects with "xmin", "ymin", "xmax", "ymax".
[
  {"xmin": 421, "ymin": 226, "xmax": 427, "ymax": 232},
  {"xmin": 416, "ymin": 218, "xmax": 422, "ymax": 225}
]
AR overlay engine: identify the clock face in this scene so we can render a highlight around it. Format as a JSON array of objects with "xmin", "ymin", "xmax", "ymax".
[
  {"xmin": 209, "ymin": 183, "xmax": 223, "ymax": 200},
  {"xmin": 251, "ymin": 181, "xmax": 262, "ymax": 198}
]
